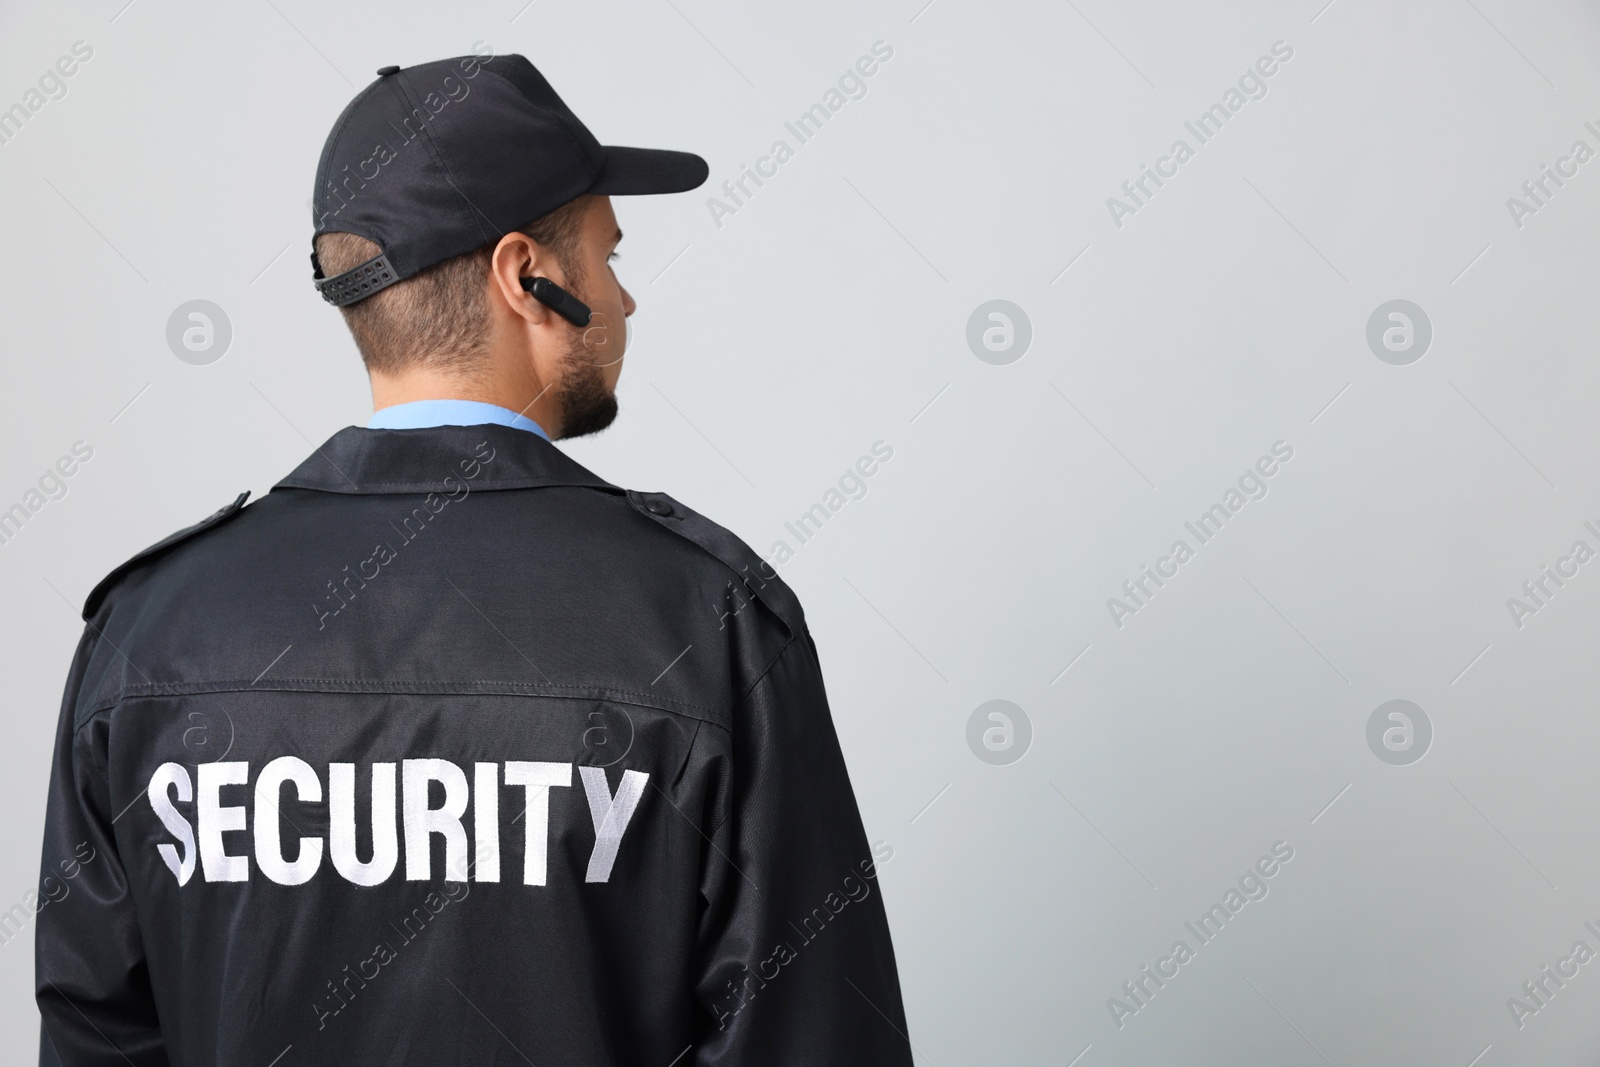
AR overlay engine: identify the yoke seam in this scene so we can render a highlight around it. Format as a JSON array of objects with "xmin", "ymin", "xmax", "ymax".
[{"xmin": 78, "ymin": 679, "xmax": 727, "ymax": 733}]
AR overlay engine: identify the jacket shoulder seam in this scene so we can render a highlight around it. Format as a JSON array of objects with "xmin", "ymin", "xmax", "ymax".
[
  {"xmin": 703, "ymin": 633, "xmax": 803, "ymax": 839},
  {"xmin": 734, "ymin": 633, "xmax": 802, "ymax": 711}
]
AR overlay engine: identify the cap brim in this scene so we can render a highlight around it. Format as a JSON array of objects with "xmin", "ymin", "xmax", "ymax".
[{"xmin": 589, "ymin": 146, "xmax": 709, "ymax": 195}]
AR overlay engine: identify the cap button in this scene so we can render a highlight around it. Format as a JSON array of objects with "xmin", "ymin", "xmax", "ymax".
[{"xmin": 376, "ymin": 65, "xmax": 401, "ymax": 76}]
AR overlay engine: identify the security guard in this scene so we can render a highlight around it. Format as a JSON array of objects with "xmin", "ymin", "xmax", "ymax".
[{"xmin": 36, "ymin": 53, "xmax": 911, "ymax": 1066}]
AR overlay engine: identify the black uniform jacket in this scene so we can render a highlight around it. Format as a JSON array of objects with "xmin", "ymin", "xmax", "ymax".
[{"xmin": 35, "ymin": 423, "xmax": 911, "ymax": 1067}]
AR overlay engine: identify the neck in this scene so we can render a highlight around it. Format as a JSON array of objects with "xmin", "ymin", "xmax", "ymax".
[{"xmin": 369, "ymin": 361, "xmax": 559, "ymax": 436}]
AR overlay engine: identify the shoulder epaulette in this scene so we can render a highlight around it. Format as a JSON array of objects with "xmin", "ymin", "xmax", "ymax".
[
  {"xmin": 81, "ymin": 491, "xmax": 250, "ymax": 620},
  {"xmin": 625, "ymin": 489, "xmax": 805, "ymax": 641}
]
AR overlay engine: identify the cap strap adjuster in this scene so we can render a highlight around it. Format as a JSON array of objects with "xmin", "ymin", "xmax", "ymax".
[{"xmin": 313, "ymin": 252, "xmax": 398, "ymax": 307}]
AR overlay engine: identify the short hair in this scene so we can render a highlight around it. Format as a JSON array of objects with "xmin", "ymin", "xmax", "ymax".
[{"xmin": 314, "ymin": 196, "xmax": 590, "ymax": 375}]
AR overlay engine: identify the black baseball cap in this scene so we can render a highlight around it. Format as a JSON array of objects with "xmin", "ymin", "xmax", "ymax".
[{"xmin": 310, "ymin": 52, "xmax": 708, "ymax": 306}]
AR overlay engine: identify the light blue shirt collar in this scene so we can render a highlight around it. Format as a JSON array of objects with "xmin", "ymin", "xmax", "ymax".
[{"xmin": 367, "ymin": 399, "xmax": 549, "ymax": 441}]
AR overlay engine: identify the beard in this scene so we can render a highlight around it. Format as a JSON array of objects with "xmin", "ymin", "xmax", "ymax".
[{"xmin": 553, "ymin": 330, "xmax": 618, "ymax": 440}]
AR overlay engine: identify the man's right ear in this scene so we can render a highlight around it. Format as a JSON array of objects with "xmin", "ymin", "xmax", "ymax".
[{"xmin": 489, "ymin": 232, "xmax": 548, "ymax": 323}]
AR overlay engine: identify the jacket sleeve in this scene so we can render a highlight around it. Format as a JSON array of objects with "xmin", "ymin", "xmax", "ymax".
[
  {"xmin": 691, "ymin": 628, "xmax": 913, "ymax": 1065},
  {"xmin": 35, "ymin": 625, "xmax": 168, "ymax": 1066}
]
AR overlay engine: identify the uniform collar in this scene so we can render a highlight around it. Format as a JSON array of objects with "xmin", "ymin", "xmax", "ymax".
[
  {"xmin": 274, "ymin": 423, "xmax": 622, "ymax": 496},
  {"xmin": 366, "ymin": 399, "xmax": 550, "ymax": 440}
]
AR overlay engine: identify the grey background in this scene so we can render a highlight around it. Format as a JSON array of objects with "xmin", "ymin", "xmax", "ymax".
[{"xmin": 3, "ymin": 0, "xmax": 1598, "ymax": 1063}]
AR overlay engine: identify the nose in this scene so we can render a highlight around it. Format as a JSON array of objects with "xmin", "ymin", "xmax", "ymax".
[{"xmin": 621, "ymin": 283, "xmax": 636, "ymax": 318}]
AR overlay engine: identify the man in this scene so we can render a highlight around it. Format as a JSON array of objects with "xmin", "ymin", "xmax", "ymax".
[{"xmin": 36, "ymin": 52, "xmax": 911, "ymax": 1066}]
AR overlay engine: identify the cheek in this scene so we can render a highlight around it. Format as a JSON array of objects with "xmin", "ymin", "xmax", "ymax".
[
  {"xmin": 596, "ymin": 284, "xmax": 629, "ymax": 353},
  {"xmin": 604, "ymin": 326, "xmax": 626, "ymax": 379}
]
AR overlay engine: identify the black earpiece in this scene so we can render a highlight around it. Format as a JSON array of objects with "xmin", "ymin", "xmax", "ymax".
[{"xmin": 520, "ymin": 276, "xmax": 592, "ymax": 327}]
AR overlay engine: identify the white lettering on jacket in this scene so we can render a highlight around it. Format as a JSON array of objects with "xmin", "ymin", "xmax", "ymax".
[{"xmin": 146, "ymin": 759, "xmax": 647, "ymax": 887}]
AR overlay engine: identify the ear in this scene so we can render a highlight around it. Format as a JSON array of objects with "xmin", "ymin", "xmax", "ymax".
[{"xmin": 489, "ymin": 231, "xmax": 561, "ymax": 326}]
